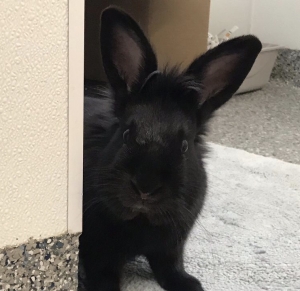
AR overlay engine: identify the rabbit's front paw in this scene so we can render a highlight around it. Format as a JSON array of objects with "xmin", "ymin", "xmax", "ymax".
[{"xmin": 159, "ymin": 270, "xmax": 204, "ymax": 291}]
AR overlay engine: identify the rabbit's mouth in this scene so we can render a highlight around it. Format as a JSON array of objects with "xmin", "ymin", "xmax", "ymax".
[
  {"xmin": 130, "ymin": 180, "xmax": 163, "ymax": 201},
  {"xmin": 121, "ymin": 195, "xmax": 155, "ymax": 214},
  {"xmin": 119, "ymin": 181, "xmax": 167, "ymax": 215},
  {"xmin": 126, "ymin": 196, "xmax": 159, "ymax": 214},
  {"xmin": 132, "ymin": 203, "xmax": 149, "ymax": 213}
]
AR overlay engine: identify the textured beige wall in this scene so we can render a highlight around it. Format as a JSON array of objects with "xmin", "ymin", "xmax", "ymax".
[{"xmin": 0, "ymin": 1, "xmax": 68, "ymax": 248}]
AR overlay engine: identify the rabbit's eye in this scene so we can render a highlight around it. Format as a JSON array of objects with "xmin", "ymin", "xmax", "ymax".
[
  {"xmin": 181, "ymin": 140, "xmax": 188, "ymax": 153},
  {"xmin": 123, "ymin": 129, "xmax": 130, "ymax": 144}
]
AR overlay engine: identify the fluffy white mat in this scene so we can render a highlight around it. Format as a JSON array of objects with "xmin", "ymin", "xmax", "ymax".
[{"xmin": 123, "ymin": 143, "xmax": 300, "ymax": 291}]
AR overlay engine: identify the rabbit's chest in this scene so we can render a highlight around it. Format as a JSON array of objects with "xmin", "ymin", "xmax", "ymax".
[{"xmin": 119, "ymin": 220, "xmax": 180, "ymax": 256}]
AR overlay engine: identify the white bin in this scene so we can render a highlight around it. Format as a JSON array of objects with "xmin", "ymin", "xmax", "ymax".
[{"xmin": 236, "ymin": 44, "xmax": 282, "ymax": 94}]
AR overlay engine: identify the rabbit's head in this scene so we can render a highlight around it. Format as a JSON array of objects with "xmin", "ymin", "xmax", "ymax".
[{"xmin": 95, "ymin": 7, "xmax": 262, "ymax": 222}]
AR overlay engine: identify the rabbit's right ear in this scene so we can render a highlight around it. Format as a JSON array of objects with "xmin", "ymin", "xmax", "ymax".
[
  {"xmin": 185, "ymin": 35, "xmax": 262, "ymax": 126},
  {"xmin": 100, "ymin": 7, "xmax": 157, "ymax": 106}
]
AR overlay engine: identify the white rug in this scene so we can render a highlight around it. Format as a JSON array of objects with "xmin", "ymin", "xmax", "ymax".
[{"xmin": 122, "ymin": 143, "xmax": 300, "ymax": 291}]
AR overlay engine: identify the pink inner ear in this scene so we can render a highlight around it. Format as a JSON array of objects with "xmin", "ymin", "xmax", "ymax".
[
  {"xmin": 202, "ymin": 54, "xmax": 239, "ymax": 100},
  {"xmin": 112, "ymin": 27, "xmax": 143, "ymax": 89}
]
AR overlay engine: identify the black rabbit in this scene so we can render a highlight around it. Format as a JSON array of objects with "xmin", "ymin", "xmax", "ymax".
[{"xmin": 79, "ymin": 6, "xmax": 262, "ymax": 291}]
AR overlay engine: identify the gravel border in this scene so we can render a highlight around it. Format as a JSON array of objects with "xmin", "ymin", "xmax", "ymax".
[
  {"xmin": 0, "ymin": 234, "xmax": 79, "ymax": 291},
  {"xmin": 271, "ymin": 48, "xmax": 300, "ymax": 87}
]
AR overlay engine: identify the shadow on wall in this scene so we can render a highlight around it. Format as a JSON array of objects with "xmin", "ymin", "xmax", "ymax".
[
  {"xmin": 84, "ymin": 0, "xmax": 210, "ymax": 82},
  {"xmin": 84, "ymin": 0, "xmax": 150, "ymax": 82}
]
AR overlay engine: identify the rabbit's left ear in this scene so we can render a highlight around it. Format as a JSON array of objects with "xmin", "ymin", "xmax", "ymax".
[
  {"xmin": 186, "ymin": 35, "xmax": 262, "ymax": 122},
  {"xmin": 100, "ymin": 7, "xmax": 157, "ymax": 97}
]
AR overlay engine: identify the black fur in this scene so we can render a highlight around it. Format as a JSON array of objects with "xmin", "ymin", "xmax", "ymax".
[{"xmin": 79, "ymin": 6, "xmax": 262, "ymax": 291}]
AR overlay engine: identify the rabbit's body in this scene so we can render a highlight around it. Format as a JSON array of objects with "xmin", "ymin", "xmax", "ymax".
[
  {"xmin": 79, "ymin": 6, "xmax": 262, "ymax": 291},
  {"xmin": 81, "ymin": 79, "xmax": 208, "ymax": 291},
  {"xmin": 81, "ymin": 81, "xmax": 207, "ymax": 291}
]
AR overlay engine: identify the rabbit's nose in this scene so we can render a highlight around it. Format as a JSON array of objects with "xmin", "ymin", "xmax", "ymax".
[{"xmin": 130, "ymin": 178, "xmax": 162, "ymax": 200}]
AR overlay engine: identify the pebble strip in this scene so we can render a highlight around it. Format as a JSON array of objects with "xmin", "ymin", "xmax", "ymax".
[
  {"xmin": 271, "ymin": 48, "xmax": 300, "ymax": 87},
  {"xmin": 0, "ymin": 234, "xmax": 79, "ymax": 291}
]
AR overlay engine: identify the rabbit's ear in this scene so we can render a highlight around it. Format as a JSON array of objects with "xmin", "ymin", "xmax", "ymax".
[
  {"xmin": 100, "ymin": 7, "xmax": 157, "ymax": 97},
  {"xmin": 186, "ymin": 36, "xmax": 262, "ymax": 123}
]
